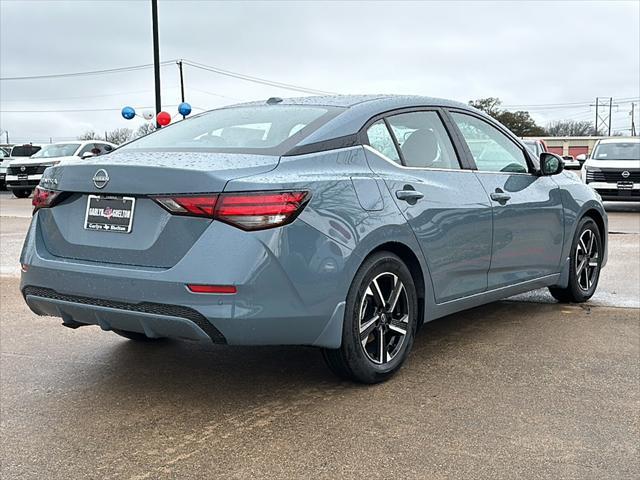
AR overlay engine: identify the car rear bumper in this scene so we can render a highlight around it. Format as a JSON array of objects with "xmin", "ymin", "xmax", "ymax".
[{"xmin": 19, "ymin": 214, "xmax": 352, "ymax": 348}]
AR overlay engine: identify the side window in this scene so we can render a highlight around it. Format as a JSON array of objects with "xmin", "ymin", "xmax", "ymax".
[
  {"xmin": 386, "ymin": 112, "xmax": 460, "ymax": 169},
  {"xmin": 78, "ymin": 144, "xmax": 96, "ymax": 156},
  {"xmin": 451, "ymin": 113, "xmax": 529, "ymax": 173},
  {"xmin": 366, "ymin": 120, "xmax": 401, "ymax": 164}
]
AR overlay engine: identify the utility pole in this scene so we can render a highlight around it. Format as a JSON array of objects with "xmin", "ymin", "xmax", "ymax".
[
  {"xmin": 591, "ymin": 97, "xmax": 618, "ymax": 137},
  {"xmin": 608, "ymin": 97, "xmax": 613, "ymax": 136},
  {"xmin": 594, "ymin": 97, "xmax": 599, "ymax": 136},
  {"xmin": 631, "ymin": 103, "xmax": 637, "ymax": 137},
  {"xmin": 151, "ymin": 0, "xmax": 162, "ymax": 129},
  {"xmin": 177, "ymin": 60, "xmax": 186, "ymax": 119}
]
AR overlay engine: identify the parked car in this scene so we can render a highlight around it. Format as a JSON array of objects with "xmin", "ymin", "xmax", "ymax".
[
  {"xmin": 6, "ymin": 141, "xmax": 116, "ymax": 198},
  {"xmin": 3, "ymin": 144, "xmax": 43, "ymax": 195},
  {"xmin": 562, "ymin": 155, "xmax": 582, "ymax": 170},
  {"xmin": 580, "ymin": 137, "xmax": 640, "ymax": 201},
  {"xmin": 20, "ymin": 95, "xmax": 607, "ymax": 383},
  {"xmin": 521, "ymin": 138, "xmax": 548, "ymax": 159},
  {"xmin": 0, "ymin": 148, "xmax": 9, "ymax": 189}
]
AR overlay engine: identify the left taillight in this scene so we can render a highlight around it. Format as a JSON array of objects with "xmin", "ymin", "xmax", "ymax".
[
  {"xmin": 152, "ymin": 191, "xmax": 310, "ymax": 231},
  {"xmin": 32, "ymin": 186, "xmax": 63, "ymax": 213}
]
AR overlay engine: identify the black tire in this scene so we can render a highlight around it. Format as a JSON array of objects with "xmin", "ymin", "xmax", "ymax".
[
  {"xmin": 13, "ymin": 189, "xmax": 32, "ymax": 198},
  {"xmin": 549, "ymin": 217, "xmax": 602, "ymax": 303},
  {"xmin": 322, "ymin": 251, "xmax": 419, "ymax": 384},
  {"xmin": 112, "ymin": 329, "xmax": 164, "ymax": 342}
]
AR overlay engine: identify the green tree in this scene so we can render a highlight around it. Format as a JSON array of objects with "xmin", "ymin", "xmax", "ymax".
[{"xmin": 468, "ymin": 97, "xmax": 546, "ymax": 137}]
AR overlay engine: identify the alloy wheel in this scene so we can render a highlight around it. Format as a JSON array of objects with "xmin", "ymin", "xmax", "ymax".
[
  {"xmin": 575, "ymin": 229, "xmax": 600, "ymax": 292},
  {"xmin": 359, "ymin": 272, "xmax": 410, "ymax": 365}
]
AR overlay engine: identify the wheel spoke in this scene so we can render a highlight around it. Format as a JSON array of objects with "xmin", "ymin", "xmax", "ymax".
[
  {"xmin": 370, "ymin": 279, "xmax": 386, "ymax": 308},
  {"xmin": 576, "ymin": 257, "xmax": 588, "ymax": 275},
  {"xmin": 378, "ymin": 326, "xmax": 385, "ymax": 363},
  {"xmin": 359, "ymin": 315, "xmax": 379, "ymax": 344},
  {"xmin": 387, "ymin": 277, "xmax": 404, "ymax": 313},
  {"xmin": 587, "ymin": 232, "xmax": 595, "ymax": 256}
]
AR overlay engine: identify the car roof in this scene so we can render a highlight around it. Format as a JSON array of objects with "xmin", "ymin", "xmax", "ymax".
[
  {"xmin": 597, "ymin": 137, "xmax": 640, "ymax": 144},
  {"xmin": 229, "ymin": 94, "xmax": 476, "ymax": 150}
]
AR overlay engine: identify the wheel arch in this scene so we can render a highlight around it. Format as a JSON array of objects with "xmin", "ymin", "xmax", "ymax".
[
  {"xmin": 366, "ymin": 241, "xmax": 427, "ymax": 327},
  {"xmin": 582, "ymin": 208, "xmax": 607, "ymax": 253}
]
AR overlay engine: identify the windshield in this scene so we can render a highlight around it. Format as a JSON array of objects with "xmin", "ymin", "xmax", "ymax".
[
  {"xmin": 592, "ymin": 142, "xmax": 640, "ymax": 161},
  {"xmin": 10, "ymin": 145, "xmax": 41, "ymax": 157},
  {"xmin": 31, "ymin": 143, "xmax": 81, "ymax": 158},
  {"xmin": 120, "ymin": 105, "xmax": 341, "ymax": 154}
]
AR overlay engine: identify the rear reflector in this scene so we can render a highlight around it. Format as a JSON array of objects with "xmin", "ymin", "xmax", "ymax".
[
  {"xmin": 32, "ymin": 186, "xmax": 63, "ymax": 213},
  {"xmin": 152, "ymin": 191, "xmax": 309, "ymax": 231},
  {"xmin": 187, "ymin": 284, "xmax": 237, "ymax": 294}
]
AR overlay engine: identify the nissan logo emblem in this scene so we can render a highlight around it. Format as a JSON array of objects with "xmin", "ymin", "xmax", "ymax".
[
  {"xmin": 621, "ymin": 171, "xmax": 630, "ymax": 179},
  {"xmin": 20, "ymin": 166, "xmax": 26, "ymax": 172},
  {"xmin": 92, "ymin": 169, "xmax": 109, "ymax": 189}
]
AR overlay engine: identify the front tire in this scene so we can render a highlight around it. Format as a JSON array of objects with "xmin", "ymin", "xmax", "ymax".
[
  {"xmin": 549, "ymin": 217, "xmax": 602, "ymax": 303},
  {"xmin": 13, "ymin": 188, "xmax": 32, "ymax": 198},
  {"xmin": 322, "ymin": 252, "xmax": 418, "ymax": 384}
]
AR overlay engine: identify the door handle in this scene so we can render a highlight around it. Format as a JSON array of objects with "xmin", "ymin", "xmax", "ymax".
[
  {"xmin": 396, "ymin": 190, "xmax": 424, "ymax": 202},
  {"xmin": 490, "ymin": 191, "xmax": 511, "ymax": 203}
]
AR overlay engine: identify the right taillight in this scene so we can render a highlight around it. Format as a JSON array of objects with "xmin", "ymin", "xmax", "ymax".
[{"xmin": 152, "ymin": 191, "xmax": 310, "ymax": 231}]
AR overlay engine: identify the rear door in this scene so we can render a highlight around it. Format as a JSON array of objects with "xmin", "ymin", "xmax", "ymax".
[
  {"xmin": 364, "ymin": 109, "xmax": 493, "ymax": 303},
  {"xmin": 448, "ymin": 111, "xmax": 564, "ymax": 289}
]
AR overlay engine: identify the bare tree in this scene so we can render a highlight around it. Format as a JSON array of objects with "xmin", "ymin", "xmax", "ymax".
[
  {"xmin": 134, "ymin": 123, "xmax": 156, "ymax": 138},
  {"xmin": 546, "ymin": 120, "xmax": 595, "ymax": 137},
  {"xmin": 105, "ymin": 128, "xmax": 133, "ymax": 145},
  {"xmin": 77, "ymin": 130, "xmax": 101, "ymax": 141}
]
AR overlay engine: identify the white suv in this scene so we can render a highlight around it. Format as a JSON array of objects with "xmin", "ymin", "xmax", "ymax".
[
  {"xmin": 6, "ymin": 141, "xmax": 116, "ymax": 198},
  {"xmin": 580, "ymin": 137, "xmax": 640, "ymax": 202}
]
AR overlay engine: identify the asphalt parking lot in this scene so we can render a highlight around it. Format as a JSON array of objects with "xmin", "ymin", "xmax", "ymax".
[{"xmin": 1, "ymin": 193, "xmax": 639, "ymax": 479}]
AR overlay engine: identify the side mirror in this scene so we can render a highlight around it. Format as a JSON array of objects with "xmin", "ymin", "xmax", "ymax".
[
  {"xmin": 81, "ymin": 152, "xmax": 95, "ymax": 159},
  {"xmin": 539, "ymin": 152, "xmax": 564, "ymax": 176},
  {"xmin": 575, "ymin": 153, "xmax": 587, "ymax": 166}
]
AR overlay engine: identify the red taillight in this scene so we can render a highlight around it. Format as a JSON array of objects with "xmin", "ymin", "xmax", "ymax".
[
  {"xmin": 32, "ymin": 186, "xmax": 62, "ymax": 213},
  {"xmin": 187, "ymin": 284, "xmax": 237, "ymax": 294},
  {"xmin": 152, "ymin": 191, "xmax": 309, "ymax": 230}
]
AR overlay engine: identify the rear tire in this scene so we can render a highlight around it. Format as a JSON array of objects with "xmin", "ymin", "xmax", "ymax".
[
  {"xmin": 549, "ymin": 217, "xmax": 602, "ymax": 303},
  {"xmin": 112, "ymin": 329, "xmax": 164, "ymax": 342},
  {"xmin": 13, "ymin": 189, "xmax": 32, "ymax": 198},
  {"xmin": 322, "ymin": 252, "xmax": 418, "ymax": 384}
]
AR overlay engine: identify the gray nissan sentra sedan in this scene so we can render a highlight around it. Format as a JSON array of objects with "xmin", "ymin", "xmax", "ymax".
[{"xmin": 20, "ymin": 95, "xmax": 607, "ymax": 383}]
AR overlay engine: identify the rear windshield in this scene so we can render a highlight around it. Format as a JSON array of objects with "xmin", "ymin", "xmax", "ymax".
[
  {"xmin": 592, "ymin": 142, "xmax": 640, "ymax": 161},
  {"xmin": 10, "ymin": 145, "xmax": 41, "ymax": 157},
  {"xmin": 120, "ymin": 105, "xmax": 342, "ymax": 155},
  {"xmin": 32, "ymin": 143, "xmax": 80, "ymax": 158}
]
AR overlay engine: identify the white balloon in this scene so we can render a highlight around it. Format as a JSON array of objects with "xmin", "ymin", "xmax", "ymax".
[{"xmin": 142, "ymin": 111, "xmax": 154, "ymax": 120}]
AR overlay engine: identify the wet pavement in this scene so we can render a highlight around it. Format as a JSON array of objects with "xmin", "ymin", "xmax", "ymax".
[{"xmin": 1, "ymin": 193, "xmax": 639, "ymax": 479}]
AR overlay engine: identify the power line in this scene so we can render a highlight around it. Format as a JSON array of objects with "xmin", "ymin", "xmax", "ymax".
[
  {"xmin": 182, "ymin": 59, "xmax": 336, "ymax": 96},
  {"xmin": 0, "ymin": 104, "xmax": 205, "ymax": 114},
  {"xmin": 0, "ymin": 86, "xmax": 179, "ymax": 103},
  {"xmin": 0, "ymin": 61, "xmax": 176, "ymax": 81}
]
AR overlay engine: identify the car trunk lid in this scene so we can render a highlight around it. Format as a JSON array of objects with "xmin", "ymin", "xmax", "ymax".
[{"xmin": 37, "ymin": 151, "xmax": 279, "ymax": 268}]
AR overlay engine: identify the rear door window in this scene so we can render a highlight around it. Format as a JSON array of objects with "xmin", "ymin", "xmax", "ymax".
[{"xmin": 386, "ymin": 111, "xmax": 461, "ymax": 169}]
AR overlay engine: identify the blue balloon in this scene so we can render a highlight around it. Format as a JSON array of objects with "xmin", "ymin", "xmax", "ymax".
[
  {"xmin": 121, "ymin": 106, "xmax": 136, "ymax": 120},
  {"xmin": 178, "ymin": 102, "xmax": 192, "ymax": 116}
]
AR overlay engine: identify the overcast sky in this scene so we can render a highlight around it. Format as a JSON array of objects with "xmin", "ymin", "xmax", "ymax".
[{"xmin": 1, "ymin": 0, "xmax": 638, "ymax": 144}]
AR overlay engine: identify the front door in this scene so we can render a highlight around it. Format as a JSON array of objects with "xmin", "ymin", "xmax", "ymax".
[
  {"xmin": 364, "ymin": 110, "xmax": 493, "ymax": 303},
  {"xmin": 449, "ymin": 111, "xmax": 564, "ymax": 289}
]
